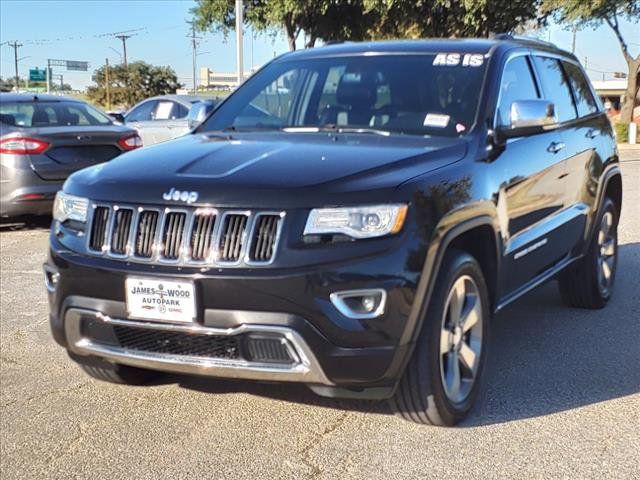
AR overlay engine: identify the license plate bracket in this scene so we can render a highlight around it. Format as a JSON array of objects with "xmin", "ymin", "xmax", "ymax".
[{"xmin": 125, "ymin": 277, "xmax": 196, "ymax": 323}]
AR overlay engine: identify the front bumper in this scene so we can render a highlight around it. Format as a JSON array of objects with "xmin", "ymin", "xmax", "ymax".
[
  {"xmin": 65, "ymin": 308, "xmax": 332, "ymax": 385},
  {"xmin": 47, "ymin": 229, "xmax": 424, "ymax": 398}
]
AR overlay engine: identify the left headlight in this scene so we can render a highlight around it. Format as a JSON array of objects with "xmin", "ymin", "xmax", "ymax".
[
  {"xmin": 304, "ymin": 204, "xmax": 408, "ymax": 239},
  {"xmin": 53, "ymin": 191, "xmax": 89, "ymax": 223}
]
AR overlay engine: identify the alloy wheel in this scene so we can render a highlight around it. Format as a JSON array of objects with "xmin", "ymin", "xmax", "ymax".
[
  {"xmin": 597, "ymin": 211, "xmax": 616, "ymax": 295},
  {"xmin": 439, "ymin": 275, "xmax": 483, "ymax": 404}
]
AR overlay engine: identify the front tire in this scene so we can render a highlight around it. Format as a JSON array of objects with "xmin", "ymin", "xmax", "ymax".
[
  {"xmin": 71, "ymin": 353, "xmax": 160, "ymax": 385},
  {"xmin": 390, "ymin": 249, "xmax": 490, "ymax": 426},
  {"xmin": 558, "ymin": 197, "xmax": 618, "ymax": 309}
]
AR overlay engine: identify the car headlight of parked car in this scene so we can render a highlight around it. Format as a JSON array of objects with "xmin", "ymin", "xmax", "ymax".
[
  {"xmin": 53, "ymin": 192, "xmax": 89, "ymax": 223},
  {"xmin": 304, "ymin": 204, "xmax": 408, "ymax": 239}
]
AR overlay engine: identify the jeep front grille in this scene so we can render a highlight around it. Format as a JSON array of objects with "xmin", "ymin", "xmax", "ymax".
[{"xmin": 86, "ymin": 203, "xmax": 284, "ymax": 266}]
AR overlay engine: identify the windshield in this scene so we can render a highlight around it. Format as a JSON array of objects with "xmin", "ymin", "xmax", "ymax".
[
  {"xmin": 0, "ymin": 100, "xmax": 112, "ymax": 128},
  {"xmin": 199, "ymin": 53, "xmax": 488, "ymax": 137}
]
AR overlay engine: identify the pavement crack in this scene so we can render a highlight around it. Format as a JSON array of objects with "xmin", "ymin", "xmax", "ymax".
[{"xmin": 299, "ymin": 411, "xmax": 349, "ymax": 479}]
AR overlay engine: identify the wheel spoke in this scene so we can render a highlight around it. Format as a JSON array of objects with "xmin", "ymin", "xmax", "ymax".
[
  {"xmin": 461, "ymin": 296, "xmax": 480, "ymax": 333},
  {"xmin": 440, "ymin": 328, "xmax": 451, "ymax": 354},
  {"xmin": 459, "ymin": 342, "xmax": 477, "ymax": 373},
  {"xmin": 446, "ymin": 352, "xmax": 461, "ymax": 400},
  {"xmin": 602, "ymin": 240, "xmax": 615, "ymax": 257},
  {"xmin": 602, "ymin": 258, "xmax": 612, "ymax": 281},
  {"xmin": 449, "ymin": 279, "xmax": 466, "ymax": 324},
  {"xmin": 601, "ymin": 213, "xmax": 612, "ymax": 236}
]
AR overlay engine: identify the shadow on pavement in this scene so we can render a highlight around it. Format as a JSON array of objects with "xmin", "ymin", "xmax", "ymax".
[
  {"xmin": 161, "ymin": 243, "xmax": 640, "ymax": 425},
  {"xmin": 0, "ymin": 215, "xmax": 52, "ymax": 231}
]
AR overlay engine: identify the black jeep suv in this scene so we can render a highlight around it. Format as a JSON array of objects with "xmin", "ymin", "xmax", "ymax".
[{"xmin": 46, "ymin": 37, "xmax": 621, "ymax": 426}]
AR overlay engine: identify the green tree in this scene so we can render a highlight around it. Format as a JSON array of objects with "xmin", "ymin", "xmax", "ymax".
[
  {"xmin": 192, "ymin": 0, "xmax": 541, "ymax": 51},
  {"xmin": 364, "ymin": 0, "xmax": 540, "ymax": 39},
  {"xmin": 542, "ymin": 0, "xmax": 640, "ymax": 124},
  {"xmin": 86, "ymin": 61, "xmax": 182, "ymax": 108},
  {"xmin": 192, "ymin": 0, "xmax": 372, "ymax": 50}
]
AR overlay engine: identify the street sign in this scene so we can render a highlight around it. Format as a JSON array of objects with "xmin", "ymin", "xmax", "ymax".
[
  {"xmin": 66, "ymin": 60, "xmax": 89, "ymax": 71},
  {"xmin": 29, "ymin": 68, "xmax": 46, "ymax": 82}
]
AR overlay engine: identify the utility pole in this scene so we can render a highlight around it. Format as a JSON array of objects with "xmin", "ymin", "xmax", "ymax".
[
  {"xmin": 235, "ymin": 0, "xmax": 244, "ymax": 86},
  {"xmin": 187, "ymin": 22, "xmax": 201, "ymax": 94},
  {"xmin": 105, "ymin": 58, "xmax": 111, "ymax": 110},
  {"xmin": 8, "ymin": 41, "xmax": 23, "ymax": 92},
  {"xmin": 115, "ymin": 34, "xmax": 132, "ymax": 67},
  {"xmin": 46, "ymin": 59, "xmax": 51, "ymax": 93},
  {"xmin": 115, "ymin": 34, "xmax": 132, "ymax": 107},
  {"xmin": 571, "ymin": 26, "xmax": 577, "ymax": 54}
]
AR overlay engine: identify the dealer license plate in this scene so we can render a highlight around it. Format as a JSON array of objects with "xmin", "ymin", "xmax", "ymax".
[{"xmin": 125, "ymin": 277, "xmax": 196, "ymax": 323}]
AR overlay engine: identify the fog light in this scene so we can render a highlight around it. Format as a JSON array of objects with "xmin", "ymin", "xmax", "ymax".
[
  {"xmin": 330, "ymin": 289, "xmax": 387, "ymax": 319},
  {"xmin": 43, "ymin": 264, "xmax": 59, "ymax": 293}
]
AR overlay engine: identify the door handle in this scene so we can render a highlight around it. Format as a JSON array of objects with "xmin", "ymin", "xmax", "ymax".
[
  {"xmin": 547, "ymin": 142, "xmax": 565, "ymax": 154},
  {"xmin": 586, "ymin": 129, "xmax": 599, "ymax": 139}
]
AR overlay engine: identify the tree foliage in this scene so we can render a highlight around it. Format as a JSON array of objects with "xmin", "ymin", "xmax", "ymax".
[
  {"xmin": 365, "ymin": 0, "xmax": 541, "ymax": 39},
  {"xmin": 191, "ymin": 0, "xmax": 542, "ymax": 51},
  {"xmin": 542, "ymin": 0, "xmax": 640, "ymax": 123},
  {"xmin": 86, "ymin": 61, "xmax": 182, "ymax": 108}
]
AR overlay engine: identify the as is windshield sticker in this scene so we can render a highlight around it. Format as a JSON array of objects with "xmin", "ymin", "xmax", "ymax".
[{"xmin": 433, "ymin": 53, "xmax": 484, "ymax": 67}]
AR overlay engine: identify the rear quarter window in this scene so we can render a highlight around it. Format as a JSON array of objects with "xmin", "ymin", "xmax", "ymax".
[
  {"xmin": 562, "ymin": 61, "xmax": 599, "ymax": 117},
  {"xmin": 532, "ymin": 56, "xmax": 578, "ymax": 123}
]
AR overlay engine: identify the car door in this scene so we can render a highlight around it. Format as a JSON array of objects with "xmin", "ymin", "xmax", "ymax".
[
  {"xmin": 557, "ymin": 59, "xmax": 608, "ymax": 222},
  {"xmin": 491, "ymin": 53, "xmax": 570, "ymax": 293},
  {"xmin": 161, "ymin": 101, "xmax": 191, "ymax": 141},
  {"xmin": 124, "ymin": 99, "xmax": 158, "ymax": 146},
  {"xmin": 145, "ymin": 100, "xmax": 190, "ymax": 144},
  {"xmin": 530, "ymin": 55, "xmax": 596, "ymax": 257}
]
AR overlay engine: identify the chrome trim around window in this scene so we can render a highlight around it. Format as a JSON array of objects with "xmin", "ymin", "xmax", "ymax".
[{"xmin": 65, "ymin": 308, "xmax": 333, "ymax": 386}]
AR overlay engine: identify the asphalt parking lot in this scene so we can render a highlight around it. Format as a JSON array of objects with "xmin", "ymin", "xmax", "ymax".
[{"xmin": 1, "ymin": 148, "xmax": 639, "ymax": 480}]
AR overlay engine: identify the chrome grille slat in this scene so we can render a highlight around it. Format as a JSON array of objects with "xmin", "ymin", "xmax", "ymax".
[
  {"xmin": 135, "ymin": 210, "xmax": 159, "ymax": 258},
  {"xmin": 110, "ymin": 208, "xmax": 134, "ymax": 255},
  {"xmin": 86, "ymin": 203, "xmax": 281, "ymax": 266},
  {"xmin": 89, "ymin": 206, "xmax": 109, "ymax": 251}
]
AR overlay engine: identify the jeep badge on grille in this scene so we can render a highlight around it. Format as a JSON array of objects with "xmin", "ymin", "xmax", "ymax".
[{"xmin": 162, "ymin": 188, "xmax": 198, "ymax": 204}]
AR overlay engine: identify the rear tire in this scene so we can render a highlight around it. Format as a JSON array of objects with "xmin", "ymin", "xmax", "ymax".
[
  {"xmin": 558, "ymin": 197, "xmax": 618, "ymax": 309},
  {"xmin": 390, "ymin": 249, "xmax": 490, "ymax": 426}
]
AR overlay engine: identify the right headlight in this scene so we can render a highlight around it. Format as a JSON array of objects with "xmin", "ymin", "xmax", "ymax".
[
  {"xmin": 304, "ymin": 204, "xmax": 408, "ymax": 239},
  {"xmin": 53, "ymin": 191, "xmax": 89, "ymax": 223}
]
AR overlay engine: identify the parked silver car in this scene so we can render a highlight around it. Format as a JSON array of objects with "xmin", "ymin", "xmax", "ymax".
[
  {"xmin": 0, "ymin": 93, "xmax": 141, "ymax": 217},
  {"xmin": 112, "ymin": 95, "xmax": 217, "ymax": 146}
]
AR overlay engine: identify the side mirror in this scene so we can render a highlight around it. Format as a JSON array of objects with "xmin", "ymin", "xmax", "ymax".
[
  {"xmin": 108, "ymin": 112, "xmax": 125, "ymax": 124},
  {"xmin": 498, "ymin": 100, "xmax": 556, "ymax": 139},
  {"xmin": 187, "ymin": 100, "xmax": 217, "ymax": 130}
]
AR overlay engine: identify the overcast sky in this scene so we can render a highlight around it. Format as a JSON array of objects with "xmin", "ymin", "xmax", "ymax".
[{"xmin": 1, "ymin": 0, "xmax": 638, "ymax": 90}]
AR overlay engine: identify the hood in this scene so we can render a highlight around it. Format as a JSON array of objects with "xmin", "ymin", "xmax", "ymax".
[{"xmin": 65, "ymin": 131, "xmax": 467, "ymax": 208}]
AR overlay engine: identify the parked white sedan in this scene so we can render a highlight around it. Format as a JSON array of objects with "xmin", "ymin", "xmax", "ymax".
[{"xmin": 112, "ymin": 95, "xmax": 217, "ymax": 146}]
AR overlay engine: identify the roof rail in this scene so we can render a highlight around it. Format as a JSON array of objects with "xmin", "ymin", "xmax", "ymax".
[{"xmin": 490, "ymin": 33, "xmax": 557, "ymax": 49}]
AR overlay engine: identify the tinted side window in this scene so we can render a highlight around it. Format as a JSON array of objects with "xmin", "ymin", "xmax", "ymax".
[
  {"xmin": 171, "ymin": 102, "xmax": 189, "ymax": 119},
  {"xmin": 532, "ymin": 56, "xmax": 577, "ymax": 122},
  {"xmin": 496, "ymin": 56, "xmax": 539, "ymax": 127},
  {"xmin": 562, "ymin": 61, "xmax": 598, "ymax": 117},
  {"xmin": 127, "ymin": 101, "xmax": 156, "ymax": 122}
]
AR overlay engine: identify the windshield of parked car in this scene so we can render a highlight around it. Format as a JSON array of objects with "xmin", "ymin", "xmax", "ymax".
[
  {"xmin": 198, "ymin": 53, "xmax": 488, "ymax": 137},
  {"xmin": 0, "ymin": 100, "xmax": 112, "ymax": 128}
]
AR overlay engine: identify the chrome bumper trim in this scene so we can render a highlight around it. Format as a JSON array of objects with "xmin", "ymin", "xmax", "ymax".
[{"xmin": 65, "ymin": 308, "xmax": 333, "ymax": 385}]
